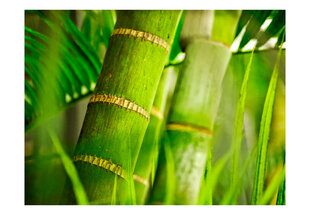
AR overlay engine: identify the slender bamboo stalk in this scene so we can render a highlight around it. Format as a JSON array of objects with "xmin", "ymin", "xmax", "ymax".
[
  {"xmin": 150, "ymin": 10, "xmax": 241, "ymax": 205},
  {"xmin": 63, "ymin": 10, "xmax": 182, "ymax": 204},
  {"xmin": 134, "ymin": 65, "xmax": 179, "ymax": 204}
]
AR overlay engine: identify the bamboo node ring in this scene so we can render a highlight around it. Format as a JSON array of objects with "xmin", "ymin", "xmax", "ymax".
[
  {"xmin": 89, "ymin": 93, "xmax": 150, "ymax": 121},
  {"xmin": 150, "ymin": 105, "xmax": 164, "ymax": 120},
  {"xmin": 133, "ymin": 174, "xmax": 149, "ymax": 187},
  {"xmin": 166, "ymin": 122, "xmax": 213, "ymax": 136},
  {"xmin": 73, "ymin": 154, "xmax": 125, "ymax": 178},
  {"xmin": 111, "ymin": 28, "xmax": 170, "ymax": 52}
]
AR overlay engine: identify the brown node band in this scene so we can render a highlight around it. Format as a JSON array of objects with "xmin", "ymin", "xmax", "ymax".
[
  {"xmin": 89, "ymin": 93, "xmax": 150, "ymax": 121},
  {"xmin": 166, "ymin": 122, "xmax": 213, "ymax": 136},
  {"xmin": 73, "ymin": 154, "xmax": 125, "ymax": 178},
  {"xmin": 111, "ymin": 28, "xmax": 170, "ymax": 52}
]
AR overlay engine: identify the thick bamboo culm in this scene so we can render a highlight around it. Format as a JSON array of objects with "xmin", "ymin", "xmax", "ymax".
[
  {"xmin": 150, "ymin": 10, "xmax": 240, "ymax": 204},
  {"xmin": 63, "ymin": 11, "xmax": 182, "ymax": 204}
]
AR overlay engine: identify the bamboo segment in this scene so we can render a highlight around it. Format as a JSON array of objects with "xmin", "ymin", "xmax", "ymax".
[
  {"xmin": 134, "ymin": 66, "xmax": 179, "ymax": 204},
  {"xmin": 149, "ymin": 10, "xmax": 241, "ymax": 205},
  {"xmin": 63, "ymin": 11, "xmax": 182, "ymax": 204},
  {"xmin": 180, "ymin": 10, "xmax": 214, "ymax": 48},
  {"xmin": 211, "ymin": 10, "xmax": 242, "ymax": 46},
  {"xmin": 169, "ymin": 40, "xmax": 230, "ymax": 133},
  {"xmin": 150, "ymin": 40, "xmax": 231, "ymax": 204}
]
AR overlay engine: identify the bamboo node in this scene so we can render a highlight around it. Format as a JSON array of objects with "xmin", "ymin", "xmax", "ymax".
[
  {"xmin": 73, "ymin": 154, "xmax": 125, "ymax": 178},
  {"xmin": 133, "ymin": 174, "xmax": 149, "ymax": 187},
  {"xmin": 166, "ymin": 122, "xmax": 213, "ymax": 136},
  {"xmin": 89, "ymin": 93, "xmax": 150, "ymax": 121},
  {"xmin": 150, "ymin": 105, "xmax": 164, "ymax": 120},
  {"xmin": 111, "ymin": 28, "xmax": 170, "ymax": 52}
]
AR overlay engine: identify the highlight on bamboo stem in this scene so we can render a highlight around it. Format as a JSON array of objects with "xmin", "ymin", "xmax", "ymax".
[{"xmin": 24, "ymin": 10, "xmax": 286, "ymax": 205}]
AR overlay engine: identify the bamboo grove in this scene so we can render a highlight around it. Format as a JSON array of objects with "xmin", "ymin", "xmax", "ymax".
[{"xmin": 25, "ymin": 10, "xmax": 286, "ymax": 205}]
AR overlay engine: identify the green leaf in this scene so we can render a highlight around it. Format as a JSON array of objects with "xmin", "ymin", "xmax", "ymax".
[
  {"xmin": 251, "ymin": 38, "xmax": 284, "ymax": 205},
  {"xmin": 81, "ymin": 11, "xmax": 92, "ymax": 42},
  {"xmin": 256, "ymin": 10, "xmax": 285, "ymax": 47},
  {"xmin": 81, "ymin": 10, "xmax": 116, "ymax": 53},
  {"xmin": 25, "ymin": 81, "xmax": 39, "ymax": 111},
  {"xmin": 64, "ymin": 18, "xmax": 102, "ymax": 71},
  {"xmin": 48, "ymin": 130, "xmax": 89, "ymax": 205},
  {"xmin": 230, "ymin": 49, "xmax": 254, "ymax": 187},
  {"xmin": 221, "ymin": 146, "xmax": 257, "ymax": 205},
  {"xmin": 276, "ymin": 150, "xmax": 286, "ymax": 205},
  {"xmin": 258, "ymin": 165, "xmax": 285, "ymax": 205},
  {"xmin": 276, "ymin": 172, "xmax": 286, "ymax": 205},
  {"xmin": 25, "ymin": 11, "xmax": 106, "ymax": 133},
  {"xmin": 276, "ymin": 28, "xmax": 286, "ymax": 47},
  {"xmin": 234, "ymin": 10, "xmax": 253, "ymax": 39},
  {"xmin": 99, "ymin": 10, "xmax": 116, "ymax": 48},
  {"xmin": 233, "ymin": 10, "xmax": 285, "ymax": 51},
  {"xmin": 239, "ymin": 10, "xmax": 272, "ymax": 50},
  {"xmin": 198, "ymin": 152, "xmax": 230, "ymax": 205}
]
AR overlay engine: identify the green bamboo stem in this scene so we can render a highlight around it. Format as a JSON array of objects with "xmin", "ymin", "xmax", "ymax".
[
  {"xmin": 134, "ymin": 65, "xmax": 179, "ymax": 205},
  {"xmin": 151, "ymin": 40, "xmax": 231, "ymax": 205},
  {"xmin": 150, "ymin": 10, "xmax": 240, "ymax": 205},
  {"xmin": 63, "ymin": 10, "xmax": 182, "ymax": 204}
]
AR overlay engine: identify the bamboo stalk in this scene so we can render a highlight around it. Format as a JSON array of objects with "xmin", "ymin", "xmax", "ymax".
[
  {"xmin": 134, "ymin": 65, "xmax": 179, "ymax": 204},
  {"xmin": 63, "ymin": 10, "xmax": 182, "ymax": 204},
  {"xmin": 150, "ymin": 10, "xmax": 240, "ymax": 205}
]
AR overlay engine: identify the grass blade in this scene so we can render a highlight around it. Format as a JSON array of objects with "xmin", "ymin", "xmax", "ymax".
[
  {"xmin": 251, "ymin": 39, "xmax": 284, "ymax": 205},
  {"xmin": 258, "ymin": 165, "xmax": 285, "ymax": 205},
  {"xmin": 198, "ymin": 151, "xmax": 230, "ymax": 205},
  {"xmin": 230, "ymin": 48, "xmax": 255, "ymax": 187},
  {"xmin": 221, "ymin": 146, "xmax": 256, "ymax": 205},
  {"xmin": 48, "ymin": 131, "xmax": 88, "ymax": 205},
  {"xmin": 276, "ymin": 173, "xmax": 286, "ymax": 205}
]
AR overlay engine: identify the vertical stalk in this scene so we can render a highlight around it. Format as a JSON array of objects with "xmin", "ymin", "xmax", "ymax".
[
  {"xmin": 150, "ymin": 10, "xmax": 241, "ymax": 205},
  {"xmin": 64, "ymin": 10, "xmax": 182, "ymax": 204},
  {"xmin": 134, "ymin": 65, "xmax": 179, "ymax": 204}
]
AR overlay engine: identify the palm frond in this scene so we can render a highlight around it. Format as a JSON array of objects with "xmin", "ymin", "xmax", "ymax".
[
  {"xmin": 25, "ymin": 11, "xmax": 114, "ymax": 132},
  {"xmin": 234, "ymin": 10, "xmax": 285, "ymax": 51}
]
